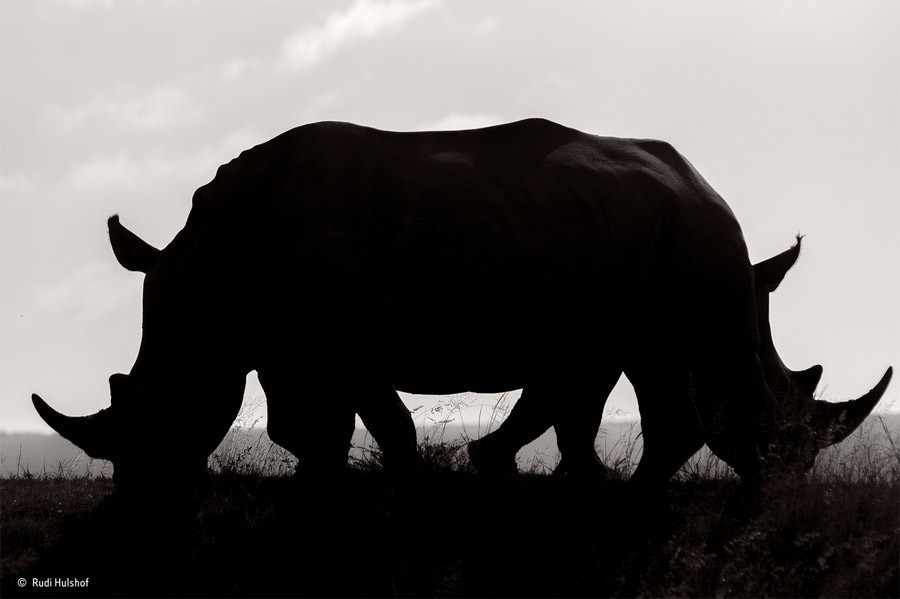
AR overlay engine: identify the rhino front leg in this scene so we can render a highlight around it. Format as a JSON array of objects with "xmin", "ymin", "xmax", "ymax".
[
  {"xmin": 627, "ymin": 364, "xmax": 704, "ymax": 489},
  {"xmin": 692, "ymin": 354, "xmax": 778, "ymax": 481}
]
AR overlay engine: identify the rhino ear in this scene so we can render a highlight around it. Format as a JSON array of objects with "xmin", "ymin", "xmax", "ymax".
[
  {"xmin": 793, "ymin": 364, "xmax": 823, "ymax": 396},
  {"xmin": 754, "ymin": 236, "xmax": 802, "ymax": 292},
  {"xmin": 108, "ymin": 214, "xmax": 160, "ymax": 273}
]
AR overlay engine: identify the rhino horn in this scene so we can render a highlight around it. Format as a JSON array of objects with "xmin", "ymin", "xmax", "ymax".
[
  {"xmin": 108, "ymin": 214, "xmax": 160, "ymax": 273},
  {"xmin": 754, "ymin": 236, "xmax": 802, "ymax": 292},
  {"xmin": 31, "ymin": 394, "xmax": 116, "ymax": 460},
  {"xmin": 815, "ymin": 367, "xmax": 893, "ymax": 446}
]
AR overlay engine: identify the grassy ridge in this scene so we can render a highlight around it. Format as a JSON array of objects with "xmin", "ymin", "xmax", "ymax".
[{"xmin": 1, "ymin": 421, "xmax": 898, "ymax": 598}]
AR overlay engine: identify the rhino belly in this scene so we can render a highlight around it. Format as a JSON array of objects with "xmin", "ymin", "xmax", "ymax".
[{"xmin": 384, "ymin": 301, "xmax": 619, "ymax": 394}]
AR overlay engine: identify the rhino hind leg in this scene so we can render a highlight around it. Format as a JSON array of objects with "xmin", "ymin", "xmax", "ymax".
[
  {"xmin": 467, "ymin": 381, "xmax": 561, "ymax": 475},
  {"xmin": 553, "ymin": 366, "xmax": 622, "ymax": 477},
  {"xmin": 258, "ymin": 368, "xmax": 356, "ymax": 473},
  {"xmin": 467, "ymin": 434, "xmax": 519, "ymax": 476},
  {"xmin": 468, "ymin": 364, "xmax": 621, "ymax": 477},
  {"xmin": 352, "ymin": 382, "xmax": 422, "ymax": 473}
]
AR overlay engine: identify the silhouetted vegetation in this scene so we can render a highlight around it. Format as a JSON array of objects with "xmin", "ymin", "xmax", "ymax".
[{"xmin": 2, "ymin": 416, "xmax": 898, "ymax": 598}]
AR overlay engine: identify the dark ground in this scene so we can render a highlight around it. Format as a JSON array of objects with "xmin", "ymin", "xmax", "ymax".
[{"xmin": 1, "ymin": 442, "xmax": 898, "ymax": 598}]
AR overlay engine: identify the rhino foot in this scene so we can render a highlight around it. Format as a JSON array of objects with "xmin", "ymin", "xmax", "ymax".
[
  {"xmin": 467, "ymin": 438, "xmax": 518, "ymax": 476},
  {"xmin": 553, "ymin": 455, "xmax": 615, "ymax": 481},
  {"xmin": 381, "ymin": 451, "xmax": 425, "ymax": 479}
]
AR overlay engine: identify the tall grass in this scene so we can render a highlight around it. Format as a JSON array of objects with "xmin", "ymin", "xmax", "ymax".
[
  {"xmin": 208, "ymin": 393, "xmax": 899, "ymax": 486},
  {"xmin": 635, "ymin": 414, "xmax": 900, "ymax": 597},
  {"xmin": 205, "ymin": 404, "xmax": 899, "ymax": 598},
  {"xmin": 1, "ymin": 447, "xmax": 112, "ymax": 481},
  {"xmin": 814, "ymin": 414, "xmax": 900, "ymax": 484},
  {"xmin": 3, "ymin": 397, "xmax": 898, "ymax": 598},
  {"xmin": 208, "ymin": 396, "xmax": 298, "ymax": 476}
]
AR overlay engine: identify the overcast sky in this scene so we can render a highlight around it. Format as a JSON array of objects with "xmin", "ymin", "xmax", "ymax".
[{"xmin": 1, "ymin": 0, "xmax": 898, "ymax": 433}]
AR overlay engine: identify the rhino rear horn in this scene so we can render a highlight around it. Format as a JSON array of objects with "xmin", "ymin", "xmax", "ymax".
[
  {"xmin": 753, "ymin": 236, "xmax": 802, "ymax": 292},
  {"xmin": 32, "ymin": 394, "xmax": 117, "ymax": 460},
  {"xmin": 108, "ymin": 214, "xmax": 160, "ymax": 273},
  {"xmin": 816, "ymin": 367, "xmax": 893, "ymax": 446}
]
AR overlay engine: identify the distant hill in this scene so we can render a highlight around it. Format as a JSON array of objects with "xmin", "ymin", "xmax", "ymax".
[
  {"xmin": 0, "ymin": 433, "xmax": 112, "ymax": 477},
  {"xmin": 0, "ymin": 422, "xmax": 637, "ymax": 478},
  {"xmin": 2, "ymin": 414, "xmax": 896, "ymax": 478}
]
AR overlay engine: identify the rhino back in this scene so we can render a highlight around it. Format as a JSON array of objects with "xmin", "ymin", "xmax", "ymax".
[
  {"xmin": 168, "ymin": 120, "xmax": 753, "ymax": 385},
  {"xmin": 192, "ymin": 119, "xmax": 737, "ymax": 279}
]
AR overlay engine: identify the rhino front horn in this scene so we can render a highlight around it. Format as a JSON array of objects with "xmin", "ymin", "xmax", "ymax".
[
  {"xmin": 31, "ymin": 394, "xmax": 116, "ymax": 460},
  {"xmin": 816, "ymin": 367, "xmax": 893, "ymax": 446}
]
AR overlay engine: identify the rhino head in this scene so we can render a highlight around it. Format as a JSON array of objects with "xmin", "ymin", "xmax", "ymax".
[
  {"xmin": 33, "ymin": 216, "xmax": 245, "ymax": 488},
  {"xmin": 752, "ymin": 238, "xmax": 892, "ymax": 474}
]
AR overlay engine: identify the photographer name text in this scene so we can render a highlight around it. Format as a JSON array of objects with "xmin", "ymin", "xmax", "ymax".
[{"xmin": 30, "ymin": 577, "xmax": 90, "ymax": 588}]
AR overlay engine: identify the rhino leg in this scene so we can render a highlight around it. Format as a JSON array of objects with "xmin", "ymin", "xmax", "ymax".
[
  {"xmin": 467, "ymin": 384, "xmax": 549, "ymax": 475},
  {"xmin": 352, "ymin": 382, "xmax": 421, "ymax": 473},
  {"xmin": 691, "ymin": 354, "xmax": 778, "ymax": 481},
  {"xmin": 628, "ymin": 364, "xmax": 704, "ymax": 489},
  {"xmin": 259, "ymin": 368, "xmax": 356, "ymax": 473},
  {"xmin": 553, "ymin": 366, "xmax": 622, "ymax": 476},
  {"xmin": 468, "ymin": 363, "xmax": 620, "ymax": 476}
]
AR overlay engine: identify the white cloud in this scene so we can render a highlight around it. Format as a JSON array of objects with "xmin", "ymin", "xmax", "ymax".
[
  {"xmin": 50, "ymin": 0, "xmax": 115, "ymax": 8},
  {"xmin": 473, "ymin": 15, "xmax": 499, "ymax": 35},
  {"xmin": 280, "ymin": 0, "xmax": 440, "ymax": 69},
  {"xmin": 0, "ymin": 173, "xmax": 34, "ymax": 203},
  {"xmin": 35, "ymin": 261, "xmax": 136, "ymax": 323},
  {"xmin": 49, "ymin": 86, "xmax": 201, "ymax": 132},
  {"xmin": 418, "ymin": 112, "xmax": 503, "ymax": 131},
  {"xmin": 65, "ymin": 154, "xmax": 150, "ymax": 192},
  {"xmin": 220, "ymin": 58, "xmax": 263, "ymax": 82},
  {"xmin": 63, "ymin": 129, "xmax": 261, "ymax": 194}
]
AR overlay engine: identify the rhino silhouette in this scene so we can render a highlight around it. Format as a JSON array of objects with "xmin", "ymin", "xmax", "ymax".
[
  {"xmin": 33, "ymin": 119, "xmax": 891, "ymax": 488},
  {"xmin": 469, "ymin": 237, "xmax": 891, "ymax": 484}
]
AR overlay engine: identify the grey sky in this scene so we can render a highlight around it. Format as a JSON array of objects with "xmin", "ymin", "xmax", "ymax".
[{"xmin": 1, "ymin": 0, "xmax": 898, "ymax": 432}]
